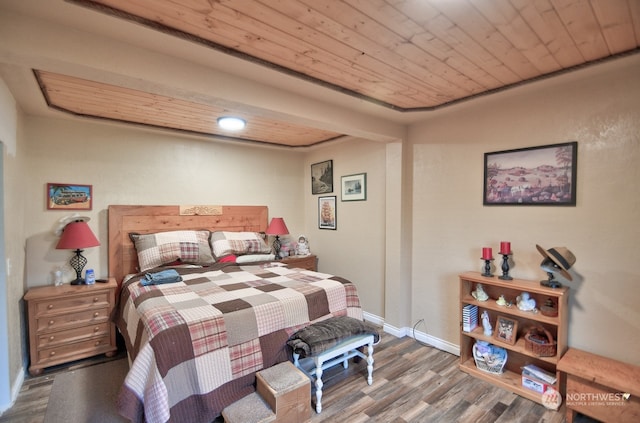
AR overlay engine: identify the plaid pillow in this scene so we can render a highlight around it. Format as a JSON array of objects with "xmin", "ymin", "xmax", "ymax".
[
  {"xmin": 210, "ymin": 231, "xmax": 271, "ymax": 258},
  {"xmin": 130, "ymin": 230, "xmax": 215, "ymax": 272}
]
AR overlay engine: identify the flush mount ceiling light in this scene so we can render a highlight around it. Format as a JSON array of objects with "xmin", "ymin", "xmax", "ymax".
[{"xmin": 217, "ymin": 116, "xmax": 246, "ymax": 131}]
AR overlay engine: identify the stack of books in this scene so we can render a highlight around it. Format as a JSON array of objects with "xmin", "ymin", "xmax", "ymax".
[
  {"xmin": 521, "ymin": 364, "xmax": 557, "ymax": 393},
  {"xmin": 462, "ymin": 304, "xmax": 478, "ymax": 332}
]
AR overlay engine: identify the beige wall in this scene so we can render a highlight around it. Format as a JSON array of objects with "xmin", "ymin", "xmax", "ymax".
[
  {"xmin": 23, "ymin": 117, "xmax": 307, "ymax": 286},
  {"xmin": 0, "ymin": 78, "xmax": 27, "ymax": 409},
  {"xmin": 409, "ymin": 55, "xmax": 640, "ymax": 365},
  {"xmin": 303, "ymin": 138, "xmax": 387, "ymax": 317}
]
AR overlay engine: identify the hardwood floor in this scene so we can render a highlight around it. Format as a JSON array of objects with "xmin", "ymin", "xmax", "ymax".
[{"xmin": 0, "ymin": 333, "xmax": 596, "ymax": 422}]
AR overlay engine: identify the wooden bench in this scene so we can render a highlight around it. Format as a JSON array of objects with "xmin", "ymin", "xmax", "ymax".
[
  {"xmin": 292, "ymin": 333, "xmax": 374, "ymax": 414},
  {"xmin": 557, "ymin": 348, "xmax": 640, "ymax": 423}
]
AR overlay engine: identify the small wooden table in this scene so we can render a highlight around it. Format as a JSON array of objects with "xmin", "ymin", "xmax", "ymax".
[{"xmin": 557, "ymin": 348, "xmax": 640, "ymax": 423}]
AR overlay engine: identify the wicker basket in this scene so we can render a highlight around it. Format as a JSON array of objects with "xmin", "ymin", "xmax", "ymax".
[
  {"xmin": 524, "ymin": 326, "xmax": 557, "ymax": 357},
  {"xmin": 473, "ymin": 343, "xmax": 507, "ymax": 374}
]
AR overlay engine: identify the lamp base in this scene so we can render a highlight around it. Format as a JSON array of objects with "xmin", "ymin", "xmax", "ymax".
[
  {"xmin": 272, "ymin": 236, "xmax": 282, "ymax": 260},
  {"xmin": 70, "ymin": 278, "xmax": 85, "ymax": 285}
]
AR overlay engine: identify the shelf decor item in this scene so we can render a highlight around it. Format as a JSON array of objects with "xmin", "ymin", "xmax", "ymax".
[
  {"xmin": 473, "ymin": 342, "xmax": 507, "ymax": 375},
  {"xmin": 524, "ymin": 326, "xmax": 557, "ymax": 357},
  {"xmin": 494, "ymin": 315, "xmax": 518, "ymax": 345},
  {"xmin": 536, "ymin": 244, "xmax": 577, "ymax": 288},
  {"xmin": 481, "ymin": 247, "xmax": 494, "ymax": 277},
  {"xmin": 540, "ymin": 298, "xmax": 558, "ymax": 317},
  {"xmin": 498, "ymin": 242, "xmax": 513, "ymax": 280}
]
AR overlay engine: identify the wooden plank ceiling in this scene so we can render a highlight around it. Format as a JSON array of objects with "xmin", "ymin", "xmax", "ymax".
[
  {"xmin": 45, "ymin": 0, "xmax": 639, "ymax": 146},
  {"xmin": 35, "ymin": 71, "xmax": 341, "ymax": 147}
]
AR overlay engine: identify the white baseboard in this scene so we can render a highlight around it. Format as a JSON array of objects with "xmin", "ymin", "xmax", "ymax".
[{"xmin": 362, "ymin": 312, "xmax": 460, "ymax": 357}]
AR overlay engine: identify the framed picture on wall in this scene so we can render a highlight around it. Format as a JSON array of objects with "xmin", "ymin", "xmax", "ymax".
[
  {"xmin": 483, "ymin": 141, "xmax": 577, "ymax": 206},
  {"xmin": 47, "ymin": 183, "xmax": 93, "ymax": 210},
  {"xmin": 311, "ymin": 160, "xmax": 333, "ymax": 194},
  {"xmin": 341, "ymin": 173, "xmax": 366, "ymax": 201},
  {"xmin": 318, "ymin": 196, "xmax": 336, "ymax": 230}
]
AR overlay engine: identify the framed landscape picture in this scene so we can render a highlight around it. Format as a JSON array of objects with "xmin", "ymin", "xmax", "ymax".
[
  {"xmin": 483, "ymin": 142, "xmax": 577, "ymax": 206},
  {"xmin": 341, "ymin": 173, "xmax": 366, "ymax": 201},
  {"xmin": 311, "ymin": 160, "xmax": 333, "ymax": 194}
]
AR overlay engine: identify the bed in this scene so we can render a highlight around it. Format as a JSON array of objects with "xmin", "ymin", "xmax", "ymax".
[{"xmin": 108, "ymin": 205, "xmax": 364, "ymax": 423}]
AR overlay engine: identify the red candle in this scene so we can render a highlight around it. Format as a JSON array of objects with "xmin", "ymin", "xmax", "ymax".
[
  {"xmin": 482, "ymin": 247, "xmax": 493, "ymax": 260},
  {"xmin": 500, "ymin": 241, "xmax": 511, "ymax": 255}
]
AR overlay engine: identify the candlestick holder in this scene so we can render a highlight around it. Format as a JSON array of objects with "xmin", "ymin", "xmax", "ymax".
[
  {"xmin": 498, "ymin": 254, "xmax": 513, "ymax": 280},
  {"xmin": 481, "ymin": 258, "xmax": 494, "ymax": 277}
]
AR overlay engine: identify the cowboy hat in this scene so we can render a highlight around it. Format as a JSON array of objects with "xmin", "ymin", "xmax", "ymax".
[{"xmin": 536, "ymin": 245, "xmax": 576, "ymax": 281}]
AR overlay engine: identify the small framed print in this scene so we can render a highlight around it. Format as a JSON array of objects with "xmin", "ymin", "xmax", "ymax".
[
  {"xmin": 318, "ymin": 196, "xmax": 336, "ymax": 230},
  {"xmin": 47, "ymin": 183, "xmax": 92, "ymax": 210},
  {"xmin": 494, "ymin": 315, "xmax": 518, "ymax": 345},
  {"xmin": 311, "ymin": 160, "xmax": 333, "ymax": 194},
  {"xmin": 341, "ymin": 173, "xmax": 366, "ymax": 201}
]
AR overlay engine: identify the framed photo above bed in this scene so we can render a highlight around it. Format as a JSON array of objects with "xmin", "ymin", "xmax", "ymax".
[
  {"xmin": 483, "ymin": 141, "xmax": 577, "ymax": 206},
  {"xmin": 47, "ymin": 183, "xmax": 92, "ymax": 210},
  {"xmin": 341, "ymin": 173, "xmax": 366, "ymax": 201},
  {"xmin": 318, "ymin": 196, "xmax": 337, "ymax": 230},
  {"xmin": 311, "ymin": 160, "xmax": 333, "ymax": 194}
]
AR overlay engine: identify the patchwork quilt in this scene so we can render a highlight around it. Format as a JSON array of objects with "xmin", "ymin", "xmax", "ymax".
[{"xmin": 115, "ymin": 262, "xmax": 363, "ymax": 423}]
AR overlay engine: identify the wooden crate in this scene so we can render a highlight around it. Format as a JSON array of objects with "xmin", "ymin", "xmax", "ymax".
[{"xmin": 256, "ymin": 361, "xmax": 310, "ymax": 423}]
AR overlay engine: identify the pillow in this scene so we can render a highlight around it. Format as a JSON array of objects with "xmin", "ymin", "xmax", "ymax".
[
  {"xmin": 210, "ymin": 231, "xmax": 271, "ymax": 258},
  {"xmin": 130, "ymin": 230, "xmax": 215, "ymax": 272},
  {"xmin": 236, "ymin": 254, "xmax": 275, "ymax": 263}
]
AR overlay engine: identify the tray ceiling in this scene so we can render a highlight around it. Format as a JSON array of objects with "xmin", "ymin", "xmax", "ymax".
[{"xmin": 29, "ymin": 0, "xmax": 640, "ymax": 146}]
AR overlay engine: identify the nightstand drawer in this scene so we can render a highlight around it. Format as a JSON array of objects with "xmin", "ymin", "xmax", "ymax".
[
  {"xmin": 282, "ymin": 255, "xmax": 317, "ymax": 271},
  {"xmin": 37, "ymin": 335, "xmax": 112, "ymax": 365},
  {"xmin": 33, "ymin": 292, "xmax": 110, "ymax": 315},
  {"xmin": 34, "ymin": 307, "xmax": 110, "ymax": 333},
  {"xmin": 36, "ymin": 322, "xmax": 111, "ymax": 348}
]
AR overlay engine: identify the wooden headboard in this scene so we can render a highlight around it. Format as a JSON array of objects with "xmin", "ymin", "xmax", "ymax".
[{"xmin": 108, "ymin": 205, "xmax": 269, "ymax": 284}]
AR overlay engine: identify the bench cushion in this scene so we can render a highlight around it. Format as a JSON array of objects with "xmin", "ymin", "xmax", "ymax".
[{"xmin": 287, "ymin": 316, "xmax": 379, "ymax": 357}]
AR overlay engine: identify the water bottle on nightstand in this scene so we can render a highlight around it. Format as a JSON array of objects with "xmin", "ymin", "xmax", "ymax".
[{"xmin": 85, "ymin": 269, "xmax": 95, "ymax": 285}]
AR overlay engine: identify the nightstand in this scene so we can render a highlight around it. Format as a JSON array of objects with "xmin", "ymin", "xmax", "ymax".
[
  {"xmin": 24, "ymin": 278, "xmax": 118, "ymax": 376},
  {"xmin": 281, "ymin": 254, "xmax": 317, "ymax": 272}
]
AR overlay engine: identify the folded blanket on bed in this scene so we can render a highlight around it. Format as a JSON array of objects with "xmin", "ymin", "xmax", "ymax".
[
  {"xmin": 287, "ymin": 316, "xmax": 380, "ymax": 357},
  {"xmin": 140, "ymin": 269, "xmax": 183, "ymax": 286}
]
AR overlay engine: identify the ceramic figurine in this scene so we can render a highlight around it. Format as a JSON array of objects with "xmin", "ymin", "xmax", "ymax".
[
  {"xmin": 482, "ymin": 310, "xmax": 492, "ymax": 336},
  {"xmin": 517, "ymin": 292, "xmax": 537, "ymax": 311},
  {"xmin": 472, "ymin": 283, "xmax": 489, "ymax": 301},
  {"xmin": 295, "ymin": 235, "xmax": 310, "ymax": 256},
  {"xmin": 496, "ymin": 295, "xmax": 508, "ymax": 307}
]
